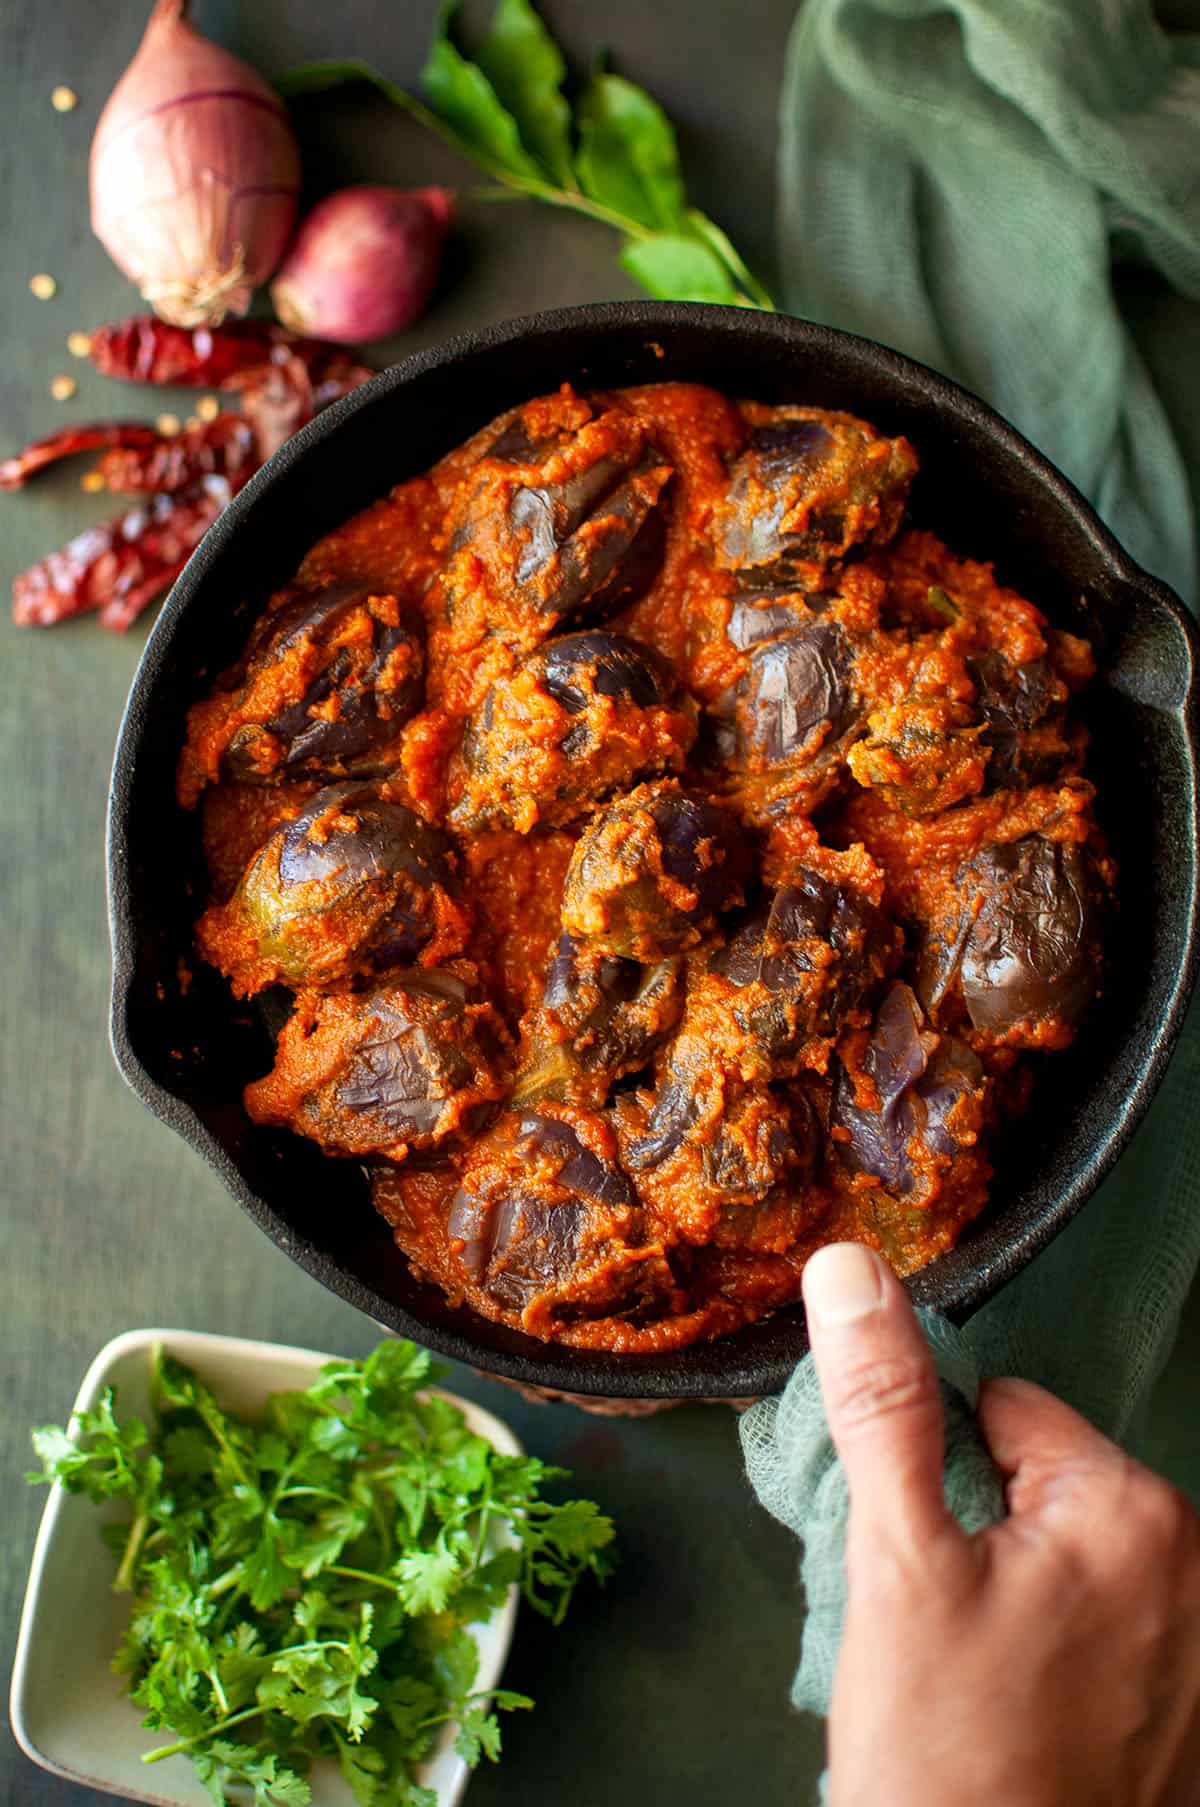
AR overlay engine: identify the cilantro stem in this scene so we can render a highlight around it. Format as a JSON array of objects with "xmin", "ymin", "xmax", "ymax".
[
  {"xmin": 142, "ymin": 1704, "xmax": 264, "ymax": 1763},
  {"xmin": 206, "ymin": 1665, "xmax": 229, "ymax": 1717},
  {"xmin": 327, "ymin": 1564, "xmax": 404, "ymax": 1593},
  {"xmin": 114, "ymin": 1509, "xmax": 148, "ymax": 1593}
]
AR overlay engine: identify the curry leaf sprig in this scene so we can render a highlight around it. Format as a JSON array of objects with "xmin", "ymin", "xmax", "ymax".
[
  {"xmin": 28, "ymin": 1340, "xmax": 616, "ymax": 1807},
  {"xmin": 277, "ymin": 0, "xmax": 775, "ymax": 311}
]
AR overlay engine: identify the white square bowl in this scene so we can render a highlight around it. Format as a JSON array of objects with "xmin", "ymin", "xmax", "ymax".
[{"xmin": 10, "ymin": 1328, "xmax": 522, "ymax": 1807}]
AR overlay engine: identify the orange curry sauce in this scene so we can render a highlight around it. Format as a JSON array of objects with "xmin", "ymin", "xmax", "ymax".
[{"xmin": 180, "ymin": 382, "xmax": 1110, "ymax": 1352}]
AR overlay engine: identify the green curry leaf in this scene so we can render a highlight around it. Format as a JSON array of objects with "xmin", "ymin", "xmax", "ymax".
[
  {"xmin": 619, "ymin": 232, "xmax": 742, "ymax": 304},
  {"xmin": 276, "ymin": 0, "xmax": 774, "ymax": 310},
  {"xmin": 576, "ymin": 71, "xmax": 686, "ymax": 233},
  {"xmin": 475, "ymin": 0, "xmax": 576, "ymax": 188},
  {"xmin": 420, "ymin": 3, "xmax": 545, "ymax": 182}
]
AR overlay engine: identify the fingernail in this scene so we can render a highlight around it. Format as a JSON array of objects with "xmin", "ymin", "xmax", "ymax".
[{"xmin": 804, "ymin": 1243, "xmax": 887, "ymax": 1328}]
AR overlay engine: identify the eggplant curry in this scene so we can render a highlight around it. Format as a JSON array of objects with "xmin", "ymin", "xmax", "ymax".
[{"xmin": 180, "ymin": 381, "xmax": 1110, "ymax": 1353}]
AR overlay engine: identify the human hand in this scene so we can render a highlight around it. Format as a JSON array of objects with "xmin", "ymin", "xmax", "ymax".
[{"xmin": 802, "ymin": 1242, "xmax": 1200, "ymax": 1807}]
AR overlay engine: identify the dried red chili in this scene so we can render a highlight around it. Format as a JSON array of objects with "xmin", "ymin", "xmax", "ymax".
[
  {"xmin": 9, "ymin": 319, "xmax": 376, "ymax": 633},
  {"xmin": 235, "ymin": 354, "xmax": 315, "ymax": 462},
  {"xmin": 96, "ymin": 414, "xmax": 257, "ymax": 494},
  {"xmin": 88, "ymin": 315, "xmax": 371, "ymax": 393},
  {"xmin": 0, "ymin": 423, "xmax": 161, "ymax": 491},
  {"xmin": 12, "ymin": 477, "xmax": 242, "ymax": 632}
]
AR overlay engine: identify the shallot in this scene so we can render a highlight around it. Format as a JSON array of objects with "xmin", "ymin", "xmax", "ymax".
[
  {"xmin": 89, "ymin": 0, "xmax": 301, "ymax": 327},
  {"xmin": 270, "ymin": 186, "xmax": 453, "ymax": 345}
]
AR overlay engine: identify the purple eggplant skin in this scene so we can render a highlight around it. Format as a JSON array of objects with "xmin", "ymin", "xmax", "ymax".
[
  {"xmin": 221, "ymin": 584, "xmax": 425, "ymax": 783},
  {"xmin": 713, "ymin": 414, "xmax": 917, "ymax": 580},
  {"xmin": 512, "ymin": 932, "xmax": 683, "ymax": 1108},
  {"xmin": 731, "ymin": 620, "xmax": 858, "ymax": 772},
  {"xmin": 461, "ymin": 634, "xmax": 674, "ymax": 771},
  {"xmin": 538, "ymin": 630, "xmax": 673, "ymax": 715},
  {"xmin": 832, "ymin": 983, "xmax": 986, "ymax": 1196},
  {"xmin": 710, "ymin": 870, "xmax": 896, "ymax": 1062},
  {"xmin": 920, "ymin": 836, "xmax": 1101, "ymax": 1037},
  {"xmin": 509, "ymin": 451, "xmax": 669, "ymax": 619},
  {"xmin": 967, "ymin": 653, "xmax": 1064, "ymax": 790},
  {"xmin": 329, "ymin": 973, "xmax": 496, "ymax": 1144},
  {"xmin": 561, "ymin": 782, "xmax": 750, "ymax": 960},
  {"xmin": 450, "ymin": 416, "xmax": 672, "ymax": 625},
  {"xmin": 627, "ymin": 1073, "xmax": 798, "ymax": 1197},
  {"xmin": 452, "ymin": 633, "xmax": 690, "ymax": 832},
  {"xmin": 725, "ymin": 596, "xmax": 815, "ymax": 651},
  {"xmin": 237, "ymin": 783, "xmax": 458, "ymax": 985},
  {"xmin": 247, "ymin": 970, "xmax": 503, "ymax": 1158},
  {"xmin": 447, "ymin": 1113, "xmax": 664, "ymax": 1315}
]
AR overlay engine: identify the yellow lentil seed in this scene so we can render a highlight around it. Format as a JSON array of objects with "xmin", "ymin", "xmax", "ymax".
[
  {"xmin": 156, "ymin": 413, "xmax": 182, "ymax": 437},
  {"xmin": 50, "ymin": 374, "xmax": 77, "ymax": 401},
  {"xmin": 81, "ymin": 470, "xmax": 105, "ymax": 493},
  {"xmin": 67, "ymin": 330, "xmax": 92, "ymax": 358},
  {"xmin": 196, "ymin": 395, "xmax": 221, "ymax": 422},
  {"xmin": 30, "ymin": 273, "xmax": 57, "ymax": 300},
  {"xmin": 51, "ymin": 86, "xmax": 79, "ymax": 112}
]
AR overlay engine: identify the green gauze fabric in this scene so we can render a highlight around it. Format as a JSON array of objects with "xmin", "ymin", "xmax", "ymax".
[
  {"xmin": 772, "ymin": 0, "xmax": 1200, "ymax": 603},
  {"xmin": 740, "ymin": 0, "xmax": 1200, "ymax": 1729}
]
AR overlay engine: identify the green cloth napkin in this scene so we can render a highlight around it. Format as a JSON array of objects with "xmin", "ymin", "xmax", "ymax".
[{"xmin": 740, "ymin": 0, "xmax": 1200, "ymax": 1726}]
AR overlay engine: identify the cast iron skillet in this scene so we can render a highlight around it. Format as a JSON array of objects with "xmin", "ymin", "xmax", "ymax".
[{"xmin": 107, "ymin": 302, "xmax": 1200, "ymax": 1398}]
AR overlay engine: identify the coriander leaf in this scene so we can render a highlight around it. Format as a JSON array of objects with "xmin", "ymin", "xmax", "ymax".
[
  {"xmin": 288, "ymin": 1500, "xmax": 370, "ymax": 1579},
  {"xmin": 27, "ymin": 1423, "xmax": 81, "ymax": 1476},
  {"xmin": 455, "ymin": 1692, "xmax": 531, "ymax": 1766},
  {"xmin": 476, "ymin": 0, "xmax": 575, "ymax": 188},
  {"xmin": 576, "ymin": 71, "xmax": 686, "ymax": 233},
  {"xmin": 243, "ymin": 1530, "xmax": 293, "ymax": 1612},
  {"xmin": 193, "ymin": 1740, "xmax": 311, "ymax": 1807},
  {"xmin": 427, "ymin": 1623, "xmax": 479, "ymax": 1703},
  {"xmin": 255, "ymin": 1430, "xmax": 292, "ymax": 1474},
  {"xmin": 486, "ymin": 1453, "xmax": 560, "ymax": 1501},
  {"xmin": 492, "ymin": 1688, "xmax": 535, "ymax": 1710},
  {"xmin": 422, "ymin": 2, "xmax": 545, "ymax": 183},
  {"xmin": 360, "ymin": 1338, "xmax": 435, "ymax": 1408},
  {"xmin": 28, "ymin": 1392, "xmax": 156, "ymax": 1504},
  {"xmin": 162, "ymin": 1423, "xmax": 215, "ymax": 1478},
  {"xmin": 28, "ymin": 1344, "xmax": 616, "ymax": 1807},
  {"xmin": 619, "ymin": 232, "xmax": 741, "ymax": 303},
  {"xmin": 451, "ymin": 1547, "xmax": 522, "ymax": 1622},
  {"xmin": 378, "ymin": 1673, "xmax": 443, "ymax": 1762},
  {"xmin": 393, "ymin": 1544, "xmax": 461, "ymax": 1615},
  {"xmin": 454, "ymin": 1701, "xmax": 501, "ymax": 1765},
  {"xmin": 260, "ymin": 1612, "xmax": 379, "ymax": 1738},
  {"xmin": 427, "ymin": 1429, "xmax": 491, "ymax": 1501},
  {"xmin": 534, "ymin": 1496, "xmax": 617, "ymax": 1558}
]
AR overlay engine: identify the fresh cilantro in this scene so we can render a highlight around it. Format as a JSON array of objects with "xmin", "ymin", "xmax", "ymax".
[
  {"xmin": 276, "ymin": 0, "xmax": 775, "ymax": 311},
  {"xmin": 28, "ymin": 1342, "xmax": 615, "ymax": 1804}
]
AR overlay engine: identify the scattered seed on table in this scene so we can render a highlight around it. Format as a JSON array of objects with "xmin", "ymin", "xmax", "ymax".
[
  {"xmin": 30, "ymin": 274, "xmax": 58, "ymax": 300},
  {"xmin": 156, "ymin": 413, "xmax": 181, "ymax": 437},
  {"xmin": 196, "ymin": 395, "xmax": 220, "ymax": 422},
  {"xmin": 51, "ymin": 86, "xmax": 79, "ymax": 112},
  {"xmin": 81, "ymin": 471, "xmax": 105, "ymax": 493},
  {"xmin": 67, "ymin": 331, "xmax": 92, "ymax": 358},
  {"xmin": 50, "ymin": 375, "xmax": 77, "ymax": 401}
]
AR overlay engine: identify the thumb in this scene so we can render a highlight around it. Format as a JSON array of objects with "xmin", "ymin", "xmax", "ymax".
[{"xmin": 803, "ymin": 1242, "xmax": 960, "ymax": 1559}]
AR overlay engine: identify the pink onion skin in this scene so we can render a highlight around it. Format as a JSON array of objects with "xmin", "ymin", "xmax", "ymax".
[
  {"xmin": 90, "ymin": 0, "xmax": 301, "ymax": 327},
  {"xmin": 270, "ymin": 187, "xmax": 454, "ymax": 346}
]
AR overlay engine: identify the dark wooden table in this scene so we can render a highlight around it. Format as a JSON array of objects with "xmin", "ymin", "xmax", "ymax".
[{"xmin": 2, "ymin": 4, "xmax": 1197, "ymax": 1806}]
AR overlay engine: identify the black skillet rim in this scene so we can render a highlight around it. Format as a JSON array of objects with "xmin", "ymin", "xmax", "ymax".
[{"xmin": 106, "ymin": 300, "xmax": 1200, "ymax": 1398}]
